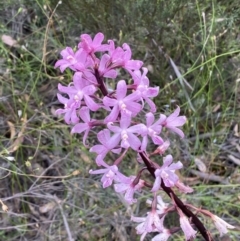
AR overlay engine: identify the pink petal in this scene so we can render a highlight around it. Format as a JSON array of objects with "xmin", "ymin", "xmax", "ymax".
[
  {"xmin": 153, "ymin": 214, "xmax": 164, "ymax": 232},
  {"xmin": 152, "ymin": 229, "xmax": 171, "ymax": 241},
  {"xmin": 54, "ymin": 59, "xmax": 68, "ymax": 68},
  {"xmin": 146, "ymin": 86, "xmax": 159, "ymax": 97},
  {"xmin": 83, "ymin": 129, "xmax": 90, "ymax": 146},
  {"xmin": 79, "ymin": 107, "xmax": 90, "ymax": 122},
  {"xmin": 167, "ymin": 116, "xmax": 186, "ymax": 127},
  {"xmin": 60, "ymin": 47, "xmax": 74, "ymax": 58},
  {"xmin": 83, "ymin": 71, "xmax": 97, "ymax": 84},
  {"xmin": 71, "ymin": 123, "xmax": 88, "ymax": 134},
  {"xmin": 126, "ymin": 101, "xmax": 142, "ymax": 115},
  {"xmin": 158, "ymin": 114, "xmax": 167, "ymax": 125},
  {"xmin": 114, "ymin": 183, "xmax": 128, "ymax": 193},
  {"xmin": 102, "ymin": 173, "xmax": 114, "ymax": 188},
  {"xmin": 125, "ymin": 189, "xmax": 137, "ymax": 204},
  {"xmin": 90, "ymin": 145, "xmax": 106, "ymax": 154},
  {"xmin": 82, "ymin": 85, "xmax": 97, "ymax": 95},
  {"xmin": 75, "ymin": 48, "xmax": 88, "ymax": 62},
  {"xmin": 103, "ymin": 96, "xmax": 117, "ymax": 107},
  {"xmin": 67, "ymin": 110, "xmax": 78, "ymax": 124},
  {"xmin": 73, "ymin": 72, "xmax": 85, "ymax": 89},
  {"xmin": 105, "ymin": 105, "xmax": 119, "ymax": 122},
  {"xmin": 58, "ymin": 84, "xmax": 75, "ymax": 95},
  {"xmin": 162, "ymin": 155, "xmax": 173, "ymax": 167},
  {"xmin": 96, "ymin": 158, "xmax": 108, "ymax": 167},
  {"xmin": 89, "ymin": 168, "xmax": 106, "ymax": 175},
  {"xmin": 107, "ymin": 133, "xmax": 121, "ymax": 149},
  {"xmin": 121, "ymin": 139, "xmax": 130, "ymax": 149},
  {"xmin": 57, "ymin": 93, "xmax": 68, "ymax": 104},
  {"xmin": 168, "ymin": 127, "xmax": 185, "ymax": 138},
  {"xmin": 151, "ymin": 176, "xmax": 161, "ymax": 192},
  {"xmin": 124, "ymin": 91, "xmax": 140, "ymax": 102},
  {"xmin": 111, "ymin": 47, "xmax": 124, "ymax": 61},
  {"xmin": 122, "ymin": 43, "xmax": 131, "ymax": 60},
  {"xmin": 176, "ymin": 181, "xmax": 194, "ymax": 193},
  {"xmin": 93, "ymin": 32, "xmax": 104, "ymax": 46},
  {"xmin": 128, "ymin": 124, "xmax": 146, "ymax": 134},
  {"xmin": 127, "ymin": 133, "xmax": 141, "ymax": 151},
  {"xmin": 145, "ymin": 97, "xmax": 157, "ymax": 113},
  {"xmin": 146, "ymin": 112, "xmax": 155, "ymax": 127},
  {"xmin": 131, "ymin": 70, "xmax": 141, "ymax": 85},
  {"xmin": 112, "ymin": 148, "xmax": 122, "ymax": 154},
  {"xmin": 99, "ymin": 54, "xmax": 110, "ymax": 73},
  {"xmin": 71, "ymin": 110, "xmax": 79, "ymax": 124},
  {"xmin": 103, "ymin": 69, "xmax": 117, "ymax": 78},
  {"xmin": 116, "ymin": 80, "xmax": 127, "ymax": 100},
  {"xmin": 97, "ymin": 44, "xmax": 110, "ymax": 52},
  {"xmin": 120, "ymin": 112, "xmax": 131, "ymax": 129},
  {"xmin": 97, "ymin": 129, "xmax": 111, "ymax": 145},
  {"xmin": 141, "ymin": 136, "xmax": 148, "ymax": 151},
  {"xmin": 107, "ymin": 123, "xmax": 121, "ymax": 133},
  {"xmin": 163, "ymin": 171, "xmax": 178, "ymax": 187},
  {"xmin": 96, "ymin": 154, "xmax": 106, "ymax": 166},
  {"xmin": 152, "ymin": 135, "xmax": 164, "ymax": 145},
  {"xmin": 55, "ymin": 108, "xmax": 65, "ymax": 115},
  {"xmin": 80, "ymin": 34, "xmax": 92, "ymax": 45},
  {"xmin": 108, "ymin": 40, "xmax": 115, "ymax": 54},
  {"xmin": 167, "ymin": 106, "xmax": 180, "ymax": 122},
  {"xmin": 151, "ymin": 121, "xmax": 162, "ymax": 133},
  {"xmin": 125, "ymin": 60, "xmax": 143, "ymax": 70},
  {"xmin": 84, "ymin": 95, "xmax": 99, "ymax": 111},
  {"xmin": 169, "ymin": 161, "xmax": 183, "ymax": 170},
  {"xmin": 180, "ymin": 216, "xmax": 197, "ymax": 240}
]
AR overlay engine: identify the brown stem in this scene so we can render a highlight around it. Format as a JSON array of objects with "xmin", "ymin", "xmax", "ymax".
[
  {"xmin": 94, "ymin": 68, "xmax": 108, "ymax": 96},
  {"xmin": 139, "ymin": 151, "xmax": 213, "ymax": 241}
]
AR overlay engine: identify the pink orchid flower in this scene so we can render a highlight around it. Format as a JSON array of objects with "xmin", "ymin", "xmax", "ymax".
[
  {"xmin": 78, "ymin": 32, "xmax": 110, "ymax": 54},
  {"xmin": 54, "ymin": 47, "xmax": 93, "ymax": 73},
  {"xmin": 89, "ymin": 159, "xmax": 127, "ymax": 188},
  {"xmin": 114, "ymin": 176, "xmax": 145, "ymax": 204},
  {"xmin": 103, "ymin": 80, "xmax": 142, "ymax": 122},
  {"xmin": 107, "ymin": 40, "xmax": 143, "ymax": 73},
  {"xmin": 131, "ymin": 210, "xmax": 164, "ymax": 241},
  {"xmin": 141, "ymin": 112, "xmax": 163, "ymax": 151},
  {"xmin": 107, "ymin": 112, "xmax": 145, "ymax": 151},
  {"xmin": 151, "ymin": 155, "xmax": 183, "ymax": 191},
  {"xmin": 58, "ymin": 72, "xmax": 99, "ymax": 111},
  {"xmin": 90, "ymin": 129, "xmax": 121, "ymax": 165},
  {"xmin": 159, "ymin": 106, "xmax": 187, "ymax": 138},
  {"xmin": 98, "ymin": 53, "xmax": 118, "ymax": 78},
  {"xmin": 132, "ymin": 67, "xmax": 159, "ymax": 112},
  {"xmin": 179, "ymin": 213, "xmax": 197, "ymax": 240},
  {"xmin": 153, "ymin": 140, "xmax": 171, "ymax": 156},
  {"xmin": 55, "ymin": 93, "xmax": 80, "ymax": 124},
  {"xmin": 212, "ymin": 215, "xmax": 235, "ymax": 236},
  {"xmin": 152, "ymin": 229, "xmax": 171, "ymax": 241},
  {"xmin": 71, "ymin": 107, "xmax": 94, "ymax": 146}
]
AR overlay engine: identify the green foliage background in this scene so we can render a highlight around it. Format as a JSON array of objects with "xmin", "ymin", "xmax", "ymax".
[{"xmin": 0, "ymin": 0, "xmax": 239, "ymax": 240}]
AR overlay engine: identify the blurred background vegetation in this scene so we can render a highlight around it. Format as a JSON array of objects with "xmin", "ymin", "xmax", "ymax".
[{"xmin": 0, "ymin": 0, "xmax": 240, "ymax": 240}]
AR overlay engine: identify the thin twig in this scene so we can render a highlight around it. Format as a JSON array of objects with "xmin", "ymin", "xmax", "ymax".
[{"xmin": 56, "ymin": 198, "xmax": 74, "ymax": 241}]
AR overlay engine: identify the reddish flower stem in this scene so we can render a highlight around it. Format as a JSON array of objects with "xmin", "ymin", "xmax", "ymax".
[{"xmin": 94, "ymin": 68, "xmax": 108, "ymax": 96}]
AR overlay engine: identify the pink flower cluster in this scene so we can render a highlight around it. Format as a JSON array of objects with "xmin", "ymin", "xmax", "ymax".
[{"xmin": 55, "ymin": 32, "xmax": 234, "ymax": 241}]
